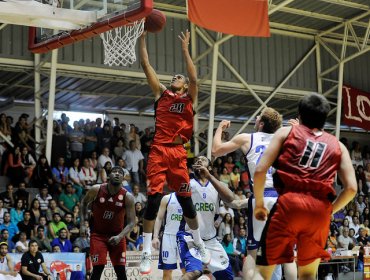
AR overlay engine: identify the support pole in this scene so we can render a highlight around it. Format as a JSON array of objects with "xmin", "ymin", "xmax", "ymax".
[
  {"xmin": 45, "ymin": 49, "xmax": 58, "ymax": 163},
  {"xmin": 335, "ymin": 62, "xmax": 344, "ymax": 139},
  {"xmin": 315, "ymin": 37, "xmax": 322, "ymax": 94},
  {"xmin": 34, "ymin": 54, "xmax": 41, "ymax": 158},
  {"xmin": 206, "ymin": 38, "xmax": 220, "ymax": 159}
]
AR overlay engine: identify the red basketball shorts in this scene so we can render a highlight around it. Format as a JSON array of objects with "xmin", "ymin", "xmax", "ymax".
[
  {"xmin": 146, "ymin": 144, "xmax": 191, "ymax": 197},
  {"xmin": 90, "ymin": 233, "xmax": 126, "ymax": 266},
  {"xmin": 256, "ymin": 192, "xmax": 332, "ymax": 266}
]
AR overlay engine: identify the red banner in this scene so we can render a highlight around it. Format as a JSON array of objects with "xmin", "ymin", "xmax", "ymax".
[
  {"xmin": 342, "ymin": 86, "xmax": 370, "ymax": 130},
  {"xmin": 188, "ymin": 0, "xmax": 270, "ymax": 37}
]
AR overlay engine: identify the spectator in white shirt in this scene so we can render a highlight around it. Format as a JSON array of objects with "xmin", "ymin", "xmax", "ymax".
[
  {"xmin": 356, "ymin": 195, "xmax": 366, "ymax": 215},
  {"xmin": 68, "ymin": 158, "xmax": 83, "ymax": 199},
  {"xmin": 122, "ymin": 141, "xmax": 144, "ymax": 186},
  {"xmin": 132, "ymin": 185, "xmax": 147, "ymax": 206},
  {"xmin": 349, "ymin": 216, "xmax": 361, "ymax": 236},
  {"xmin": 97, "ymin": 148, "xmax": 114, "ymax": 170},
  {"xmin": 337, "ymin": 227, "xmax": 353, "ymax": 249},
  {"xmin": 79, "ymin": 158, "xmax": 97, "ymax": 190}
]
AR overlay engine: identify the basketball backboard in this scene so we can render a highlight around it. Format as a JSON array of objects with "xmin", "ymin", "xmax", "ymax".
[
  {"xmin": 0, "ymin": 0, "xmax": 152, "ymax": 53},
  {"xmin": 26, "ymin": 0, "xmax": 152, "ymax": 53}
]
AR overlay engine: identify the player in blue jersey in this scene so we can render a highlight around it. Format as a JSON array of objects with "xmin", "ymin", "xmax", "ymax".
[
  {"xmin": 177, "ymin": 156, "xmax": 234, "ymax": 280},
  {"xmin": 152, "ymin": 193, "xmax": 184, "ymax": 279}
]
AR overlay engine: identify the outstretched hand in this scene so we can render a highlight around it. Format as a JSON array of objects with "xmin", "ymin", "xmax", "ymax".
[
  {"xmin": 178, "ymin": 30, "xmax": 190, "ymax": 50},
  {"xmin": 218, "ymin": 120, "xmax": 231, "ymax": 131}
]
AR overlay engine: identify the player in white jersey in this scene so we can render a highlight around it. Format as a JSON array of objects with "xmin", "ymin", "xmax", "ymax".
[
  {"xmin": 152, "ymin": 193, "xmax": 184, "ymax": 280},
  {"xmin": 0, "ymin": 242, "xmax": 22, "ymax": 280},
  {"xmin": 177, "ymin": 156, "xmax": 234, "ymax": 280},
  {"xmin": 212, "ymin": 108, "xmax": 297, "ymax": 280}
]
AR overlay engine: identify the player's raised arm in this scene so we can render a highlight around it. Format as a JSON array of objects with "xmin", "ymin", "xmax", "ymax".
[
  {"xmin": 212, "ymin": 120, "xmax": 251, "ymax": 158},
  {"xmin": 139, "ymin": 32, "xmax": 163, "ymax": 100},
  {"xmin": 152, "ymin": 195, "xmax": 170, "ymax": 250},
  {"xmin": 253, "ymin": 126, "xmax": 291, "ymax": 220},
  {"xmin": 332, "ymin": 143, "xmax": 357, "ymax": 214},
  {"xmin": 179, "ymin": 30, "xmax": 198, "ymax": 101}
]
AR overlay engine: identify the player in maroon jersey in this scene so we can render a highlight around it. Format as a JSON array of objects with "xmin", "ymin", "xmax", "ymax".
[
  {"xmin": 80, "ymin": 166, "xmax": 135, "ymax": 280},
  {"xmin": 139, "ymin": 30, "xmax": 210, "ymax": 275},
  {"xmin": 252, "ymin": 93, "xmax": 357, "ymax": 280}
]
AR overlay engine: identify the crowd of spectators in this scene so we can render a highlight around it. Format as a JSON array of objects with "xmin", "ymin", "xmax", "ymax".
[{"xmin": 0, "ymin": 112, "xmax": 369, "ymax": 277}]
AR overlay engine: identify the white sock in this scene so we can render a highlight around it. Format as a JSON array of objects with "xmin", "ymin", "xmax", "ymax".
[
  {"xmin": 192, "ymin": 228, "xmax": 202, "ymax": 245},
  {"xmin": 142, "ymin": 232, "xmax": 152, "ymax": 253}
]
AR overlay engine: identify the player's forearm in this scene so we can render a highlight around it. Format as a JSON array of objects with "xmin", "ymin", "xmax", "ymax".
[
  {"xmin": 253, "ymin": 170, "xmax": 266, "ymax": 206},
  {"xmin": 119, "ymin": 222, "xmax": 135, "ymax": 239},
  {"xmin": 207, "ymin": 174, "xmax": 235, "ymax": 203},
  {"xmin": 225, "ymin": 199, "xmax": 248, "ymax": 210},
  {"xmin": 153, "ymin": 217, "xmax": 163, "ymax": 239},
  {"xmin": 182, "ymin": 48, "xmax": 197, "ymax": 82},
  {"xmin": 332, "ymin": 188, "xmax": 357, "ymax": 214},
  {"xmin": 139, "ymin": 36, "xmax": 150, "ymax": 67},
  {"xmin": 211, "ymin": 126, "xmax": 224, "ymax": 157}
]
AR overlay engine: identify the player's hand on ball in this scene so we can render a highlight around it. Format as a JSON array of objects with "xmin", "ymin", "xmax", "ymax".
[
  {"xmin": 108, "ymin": 235, "xmax": 122, "ymax": 246},
  {"xmin": 218, "ymin": 120, "xmax": 231, "ymax": 131},
  {"xmin": 152, "ymin": 237, "xmax": 160, "ymax": 250},
  {"xmin": 254, "ymin": 205, "xmax": 269, "ymax": 221}
]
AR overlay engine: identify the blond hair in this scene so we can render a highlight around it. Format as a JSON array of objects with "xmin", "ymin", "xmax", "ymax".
[{"xmin": 260, "ymin": 107, "xmax": 282, "ymax": 133}]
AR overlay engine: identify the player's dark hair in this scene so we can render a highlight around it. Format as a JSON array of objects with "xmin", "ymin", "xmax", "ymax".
[{"xmin": 298, "ymin": 93, "xmax": 330, "ymax": 129}]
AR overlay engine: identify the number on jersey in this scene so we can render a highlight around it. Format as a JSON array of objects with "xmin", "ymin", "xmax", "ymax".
[
  {"xmin": 103, "ymin": 211, "xmax": 114, "ymax": 220},
  {"xmin": 299, "ymin": 140, "xmax": 327, "ymax": 168}
]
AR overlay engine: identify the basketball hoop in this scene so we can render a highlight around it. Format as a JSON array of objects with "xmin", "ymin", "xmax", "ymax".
[{"xmin": 100, "ymin": 19, "xmax": 145, "ymax": 67}]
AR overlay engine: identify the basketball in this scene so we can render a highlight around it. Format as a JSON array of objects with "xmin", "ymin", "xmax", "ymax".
[{"xmin": 144, "ymin": 9, "xmax": 166, "ymax": 33}]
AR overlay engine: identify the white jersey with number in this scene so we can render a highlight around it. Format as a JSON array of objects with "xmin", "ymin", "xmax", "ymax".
[
  {"xmin": 245, "ymin": 132, "xmax": 274, "ymax": 190},
  {"xmin": 163, "ymin": 193, "xmax": 183, "ymax": 235},
  {"xmin": 187, "ymin": 178, "xmax": 219, "ymax": 240}
]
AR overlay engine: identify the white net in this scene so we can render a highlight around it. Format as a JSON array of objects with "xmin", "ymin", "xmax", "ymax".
[{"xmin": 100, "ymin": 19, "xmax": 145, "ymax": 67}]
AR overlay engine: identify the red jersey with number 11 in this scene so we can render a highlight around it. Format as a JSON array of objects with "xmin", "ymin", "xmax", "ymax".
[
  {"xmin": 91, "ymin": 184, "xmax": 127, "ymax": 235},
  {"xmin": 273, "ymin": 125, "xmax": 341, "ymax": 199},
  {"xmin": 153, "ymin": 89, "xmax": 194, "ymax": 144}
]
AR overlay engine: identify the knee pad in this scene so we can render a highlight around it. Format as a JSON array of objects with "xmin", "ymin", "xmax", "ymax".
[
  {"xmin": 177, "ymin": 195, "xmax": 196, "ymax": 219},
  {"xmin": 144, "ymin": 193, "xmax": 163, "ymax": 220}
]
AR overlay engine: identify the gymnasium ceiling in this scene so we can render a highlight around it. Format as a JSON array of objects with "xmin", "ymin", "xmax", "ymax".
[{"xmin": 0, "ymin": 0, "xmax": 369, "ymax": 127}]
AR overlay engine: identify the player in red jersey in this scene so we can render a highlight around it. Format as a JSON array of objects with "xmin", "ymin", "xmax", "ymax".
[
  {"xmin": 80, "ymin": 166, "xmax": 135, "ymax": 280},
  {"xmin": 252, "ymin": 93, "xmax": 357, "ymax": 280},
  {"xmin": 139, "ymin": 30, "xmax": 210, "ymax": 275}
]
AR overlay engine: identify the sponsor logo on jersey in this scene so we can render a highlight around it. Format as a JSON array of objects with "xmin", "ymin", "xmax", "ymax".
[
  {"xmin": 195, "ymin": 202, "xmax": 215, "ymax": 212},
  {"xmin": 37, "ymin": 259, "xmax": 41, "ymax": 263},
  {"xmin": 169, "ymin": 103, "xmax": 185, "ymax": 113},
  {"xmin": 118, "ymin": 194, "xmax": 123, "ymax": 201},
  {"xmin": 115, "ymin": 202, "xmax": 123, "ymax": 207},
  {"xmin": 100, "ymin": 197, "xmax": 105, "ymax": 203},
  {"xmin": 170, "ymin": 213, "xmax": 183, "ymax": 221}
]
